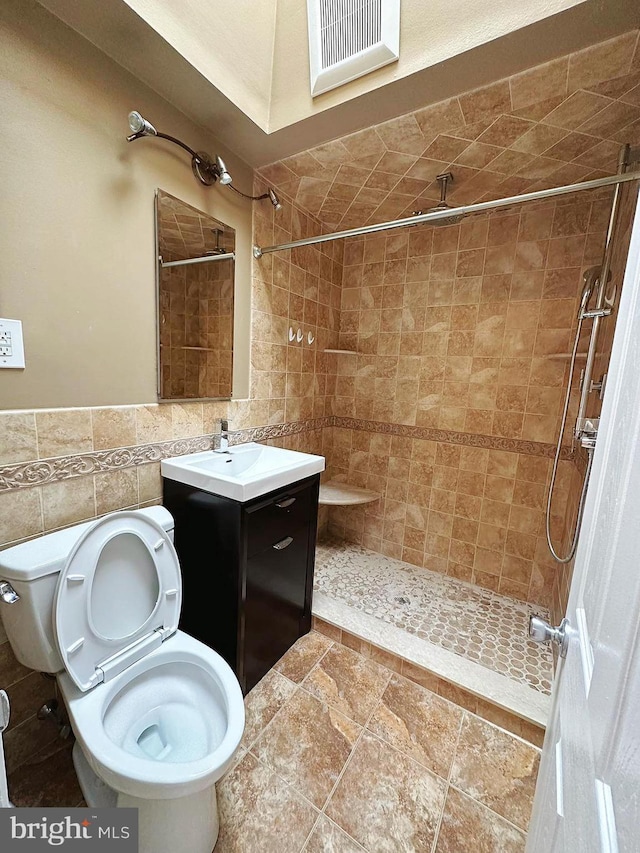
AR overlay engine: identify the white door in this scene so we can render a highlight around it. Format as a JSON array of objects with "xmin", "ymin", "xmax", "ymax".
[{"xmin": 526, "ymin": 193, "xmax": 640, "ymax": 853}]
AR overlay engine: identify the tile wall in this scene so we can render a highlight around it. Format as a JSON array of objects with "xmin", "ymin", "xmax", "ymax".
[
  {"xmin": 321, "ymin": 194, "xmax": 608, "ymax": 604},
  {"xmin": 257, "ymin": 30, "xmax": 640, "ymax": 231},
  {"xmin": 550, "ymin": 181, "xmax": 640, "ymax": 624}
]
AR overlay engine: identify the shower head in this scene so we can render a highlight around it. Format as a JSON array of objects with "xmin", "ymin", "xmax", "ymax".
[
  {"xmin": 579, "ymin": 266, "xmax": 600, "ymax": 317},
  {"xmin": 413, "ymin": 172, "xmax": 465, "ymax": 226},
  {"xmin": 268, "ymin": 189, "xmax": 282, "ymax": 210},
  {"xmin": 427, "ymin": 173, "xmax": 465, "ymax": 226},
  {"xmin": 127, "ymin": 110, "xmax": 157, "ymax": 140},
  {"xmin": 205, "ymin": 229, "xmax": 227, "ymax": 255}
]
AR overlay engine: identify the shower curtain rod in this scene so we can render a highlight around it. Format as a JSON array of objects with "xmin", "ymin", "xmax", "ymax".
[
  {"xmin": 252, "ymin": 170, "xmax": 640, "ymax": 258},
  {"xmin": 160, "ymin": 251, "xmax": 235, "ymax": 269}
]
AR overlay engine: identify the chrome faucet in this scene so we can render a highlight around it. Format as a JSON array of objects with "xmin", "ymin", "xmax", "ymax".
[{"xmin": 214, "ymin": 418, "xmax": 231, "ymax": 453}]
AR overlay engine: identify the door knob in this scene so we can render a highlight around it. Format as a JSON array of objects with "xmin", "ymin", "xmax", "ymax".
[{"xmin": 529, "ymin": 615, "xmax": 569, "ymax": 658}]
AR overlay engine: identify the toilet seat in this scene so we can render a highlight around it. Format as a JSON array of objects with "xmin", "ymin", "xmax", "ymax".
[{"xmin": 53, "ymin": 512, "xmax": 182, "ymax": 692}]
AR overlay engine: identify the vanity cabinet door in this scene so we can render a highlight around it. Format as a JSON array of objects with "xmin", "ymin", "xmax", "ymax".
[{"xmin": 243, "ymin": 525, "xmax": 314, "ymax": 691}]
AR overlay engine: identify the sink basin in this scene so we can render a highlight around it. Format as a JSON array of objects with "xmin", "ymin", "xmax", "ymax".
[{"xmin": 160, "ymin": 442, "xmax": 325, "ymax": 502}]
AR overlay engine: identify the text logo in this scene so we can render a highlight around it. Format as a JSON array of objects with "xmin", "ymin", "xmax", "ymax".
[{"xmin": 0, "ymin": 809, "xmax": 138, "ymax": 850}]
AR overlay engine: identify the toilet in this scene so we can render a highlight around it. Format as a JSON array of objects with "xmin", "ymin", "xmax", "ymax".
[{"xmin": 0, "ymin": 507, "xmax": 244, "ymax": 853}]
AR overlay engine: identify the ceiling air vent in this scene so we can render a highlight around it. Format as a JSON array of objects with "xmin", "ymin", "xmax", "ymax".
[{"xmin": 307, "ymin": 0, "xmax": 400, "ymax": 97}]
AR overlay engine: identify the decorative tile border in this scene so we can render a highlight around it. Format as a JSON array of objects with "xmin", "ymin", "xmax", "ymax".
[
  {"xmin": 0, "ymin": 435, "xmax": 212, "ymax": 492},
  {"xmin": 0, "ymin": 415, "xmax": 572, "ymax": 492},
  {"xmin": 332, "ymin": 417, "xmax": 574, "ymax": 461},
  {"xmin": 0, "ymin": 420, "xmax": 331, "ymax": 492},
  {"xmin": 231, "ymin": 417, "xmax": 331, "ymax": 446}
]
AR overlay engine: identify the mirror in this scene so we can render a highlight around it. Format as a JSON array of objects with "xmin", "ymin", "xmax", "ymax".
[{"xmin": 155, "ymin": 189, "xmax": 235, "ymax": 401}]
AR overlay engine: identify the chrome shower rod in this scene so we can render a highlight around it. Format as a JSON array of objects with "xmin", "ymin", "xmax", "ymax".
[
  {"xmin": 253, "ymin": 170, "xmax": 640, "ymax": 258},
  {"xmin": 160, "ymin": 252, "xmax": 235, "ymax": 268}
]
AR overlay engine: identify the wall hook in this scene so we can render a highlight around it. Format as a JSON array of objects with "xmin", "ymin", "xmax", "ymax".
[
  {"xmin": 296, "ymin": 328, "xmax": 303, "ymax": 343},
  {"xmin": 307, "ymin": 331, "xmax": 315, "ymax": 345},
  {"xmin": 288, "ymin": 327, "xmax": 296, "ymax": 342}
]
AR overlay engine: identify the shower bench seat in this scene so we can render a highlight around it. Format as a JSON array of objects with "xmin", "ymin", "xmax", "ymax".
[{"xmin": 318, "ymin": 480, "xmax": 381, "ymax": 506}]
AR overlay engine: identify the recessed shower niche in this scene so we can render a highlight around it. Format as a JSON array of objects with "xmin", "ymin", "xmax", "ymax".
[{"xmin": 155, "ymin": 190, "xmax": 235, "ymax": 401}]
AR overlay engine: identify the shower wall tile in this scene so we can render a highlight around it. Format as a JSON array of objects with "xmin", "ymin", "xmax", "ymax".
[
  {"xmin": 324, "ymin": 423, "xmax": 576, "ymax": 605},
  {"xmin": 332, "ymin": 196, "xmax": 605, "ymax": 448},
  {"xmin": 258, "ymin": 29, "xmax": 639, "ymax": 233},
  {"xmin": 321, "ymin": 193, "xmax": 608, "ymax": 606},
  {"xmin": 567, "ymin": 31, "xmax": 639, "ymax": 93}
]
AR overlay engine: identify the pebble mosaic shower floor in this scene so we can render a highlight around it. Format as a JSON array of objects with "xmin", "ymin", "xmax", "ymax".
[{"xmin": 315, "ymin": 538, "xmax": 554, "ymax": 695}]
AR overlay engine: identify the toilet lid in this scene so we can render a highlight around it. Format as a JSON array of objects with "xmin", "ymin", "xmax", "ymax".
[{"xmin": 54, "ymin": 512, "xmax": 182, "ymax": 692}]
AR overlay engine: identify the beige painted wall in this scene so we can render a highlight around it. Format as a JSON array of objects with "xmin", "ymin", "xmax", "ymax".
[
  {"xmin": 266, "ymin": 0, "xmax": 587, "ymax": 130},
  {"xmin": 123, "ymin": 0, "xmax": 277, "ymax": 128},
  {"xmin": 36, "ymin": 0, "xmax": 637, "ymax": 167},
  {"xmin": 0, "ymin": 0, "xmax": 252, "ymax": 410}
]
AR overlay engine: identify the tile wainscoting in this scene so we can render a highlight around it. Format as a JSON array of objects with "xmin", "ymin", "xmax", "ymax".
[{"xmin": 0, "ymin": 408, "xmax": 576, "ymax": 604}]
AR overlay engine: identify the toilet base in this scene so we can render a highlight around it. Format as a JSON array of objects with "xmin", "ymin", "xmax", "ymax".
[
  {"xmin": 72, "ymin": 742, "xmax": 220, "ymax": 853},
  {"xmin": 73, "ymin": 742, "xmax": 117, "ymax": 808}
]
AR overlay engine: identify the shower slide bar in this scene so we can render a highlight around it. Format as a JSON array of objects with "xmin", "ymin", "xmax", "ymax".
[
  {"xmin": 160, "ymin": 252, "xmax": 235, "ymax": 269},
  {"xmin": 253, "ymin": 169, "xmax": 640, "ymax": 258}
]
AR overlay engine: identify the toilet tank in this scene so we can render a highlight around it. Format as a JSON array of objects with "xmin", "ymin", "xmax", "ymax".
[{"xmin": 0, "ymin": 507, "xmax": 174, "ymax": 674}]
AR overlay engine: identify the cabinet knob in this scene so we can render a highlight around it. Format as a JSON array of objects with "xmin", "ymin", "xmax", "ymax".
[{"xmin": 273, "ymin": 536, "xmax": 294, "ymax": 550}]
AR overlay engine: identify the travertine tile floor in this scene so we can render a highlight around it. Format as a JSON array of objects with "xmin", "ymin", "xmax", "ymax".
[
  {"xmin": 8, "ymin": 632, "xmax": 540, "ymax": 853},
  {"xmin": 315, "ymin": 538, "xmax": 554, "ymax": 695},
  {"xmin": 215, "ymin": 631, "xmax": 540, "ymax": 853}
]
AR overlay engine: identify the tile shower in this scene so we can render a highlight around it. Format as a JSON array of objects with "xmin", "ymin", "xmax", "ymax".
[{"xmin": 251, "ymin": 27, "xmax": 640, "ymax": 723}]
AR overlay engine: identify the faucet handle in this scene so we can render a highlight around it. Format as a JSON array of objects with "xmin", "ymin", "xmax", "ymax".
[{"xmin": 217, "ymin": 417, "xmax": 231, "ymax": 431}]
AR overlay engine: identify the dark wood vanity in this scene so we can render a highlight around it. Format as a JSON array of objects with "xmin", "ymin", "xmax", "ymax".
[{"xmin": 162, "ymin": 474, "xmax": 320, "ymax": 694}]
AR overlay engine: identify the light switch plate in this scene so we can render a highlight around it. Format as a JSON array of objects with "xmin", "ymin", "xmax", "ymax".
[{"xmin": 0, "ymin": 318, "xmax": 25, "ymax": 368}]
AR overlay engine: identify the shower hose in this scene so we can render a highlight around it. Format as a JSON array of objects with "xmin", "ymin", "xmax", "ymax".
[{"xmin": 545, "ymin": 313, "xmax": 595, "ymax": 564}]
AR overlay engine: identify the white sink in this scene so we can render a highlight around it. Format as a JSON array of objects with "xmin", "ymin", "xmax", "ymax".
[{"xmin": 160, "ymin": 442, "xmax": 325, "ymax": 502}]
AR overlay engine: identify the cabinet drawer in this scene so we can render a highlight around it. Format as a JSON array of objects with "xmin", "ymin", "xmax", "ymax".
[{"xmin": 245, "ymin": 480, "xmax": 314, "ymax": 557}]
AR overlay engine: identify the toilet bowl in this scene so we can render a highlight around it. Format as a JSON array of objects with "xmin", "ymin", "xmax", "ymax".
[{"xmin": 0, "ymin": 507, "xmax": 245, "ymax": 853}]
